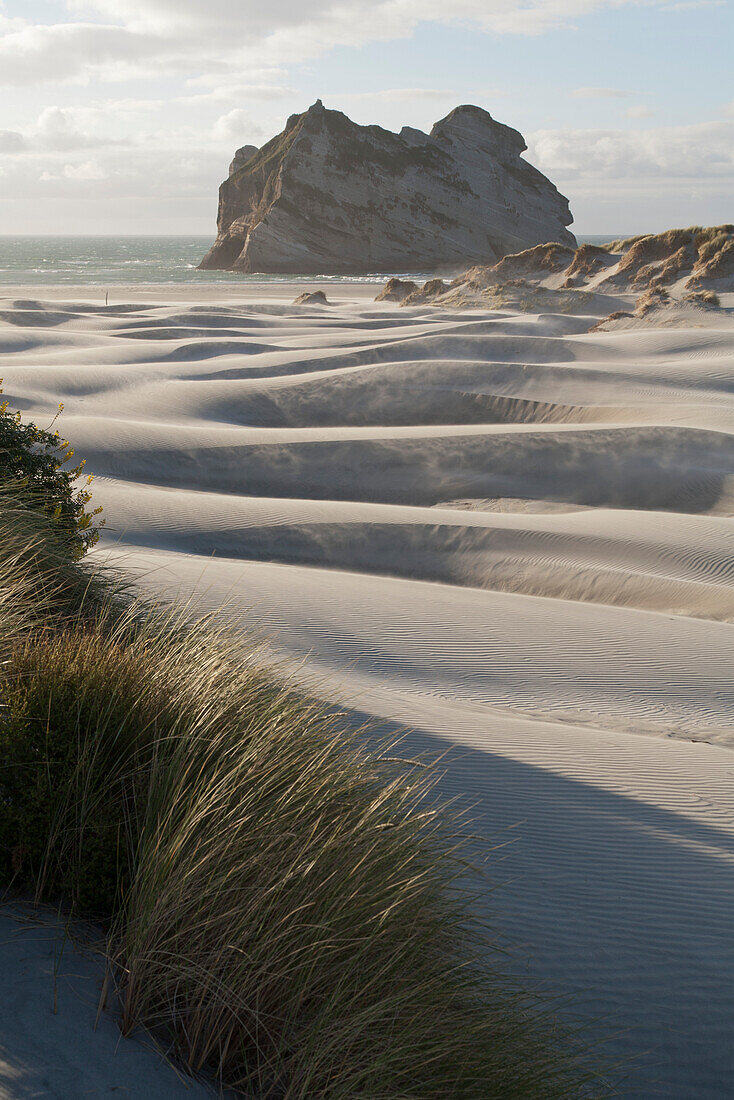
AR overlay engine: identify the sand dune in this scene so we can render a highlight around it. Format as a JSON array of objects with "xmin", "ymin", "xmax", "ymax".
[
  {"xmin": 95, "ymin": 479, "xmax": 734, "ymax": 621},
  {"xmin": 2, "ymin": 287, "xmax": 734, "ymax": 1098}
]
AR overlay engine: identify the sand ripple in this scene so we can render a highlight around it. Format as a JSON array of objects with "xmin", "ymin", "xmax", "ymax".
[{"xmin": 3, "ymin": 290, "xmax": 734, "ymax": 1098}]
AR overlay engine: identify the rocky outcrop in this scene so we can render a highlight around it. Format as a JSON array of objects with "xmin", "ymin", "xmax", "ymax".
[
  {"xmin": 228, "ymin": 144, "xmax": 259, "ymax": 178},
  {"xmin": 293, "ymin": 290, "xmax": 330, "ymax": 305},
  {"xmin": 199, "ymin": 100, "xmax": 576, "ymax": 275}
]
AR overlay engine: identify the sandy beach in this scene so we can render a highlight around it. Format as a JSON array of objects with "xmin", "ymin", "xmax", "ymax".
[{"xmin": 2, "ymin": 284, "xmax": 734, "ymax": 1098}]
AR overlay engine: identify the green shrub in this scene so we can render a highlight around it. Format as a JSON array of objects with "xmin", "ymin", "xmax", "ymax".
[{"xmin": 0, "ymin": 381, "xmax": 103, "ymax": 557}]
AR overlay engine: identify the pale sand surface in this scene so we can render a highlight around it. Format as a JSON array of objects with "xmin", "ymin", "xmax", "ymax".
[
  {"xmin": 0, "ymin": 282, "xmax": 380, "ymax": 303},
  {"xmin": 0, "ymin": 907, "xmax": 215, "ymax": 1098},
  {"xmin": 2, "ymin": 286, "xmax": 734, "ymax": 1097}
]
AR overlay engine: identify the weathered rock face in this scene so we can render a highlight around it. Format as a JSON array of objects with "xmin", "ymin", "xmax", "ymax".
[
  {"xmin": 228, "ymin": 144, "xmax": 259, "ymax": 178},
  {"xmin": 199, "ymin": 100, "xmax": 576, "ymax": 275}
]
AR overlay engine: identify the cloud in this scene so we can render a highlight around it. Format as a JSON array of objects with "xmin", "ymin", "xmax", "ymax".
[
  {"xmin": 0, "ymin": 129, "xmax": 26, "ymax": 152},
  {"xmin": 34, "ymin": 106, "xmax": 101, "ymax": 150},
  {"xmin": 526, "ymin": 120, "xmax": 734, "ymax": 230},
  {"xmin": 22, "ymin": 141, "xmax": 225, "ymax": 212},
  {"xmin": 572, "ymin": 87, "xmax": 631, "ymax": 98},
  {"xmin": 527, "ymin": 120, "xmax": 734, "ymax": 182},
  {"xmin": 0, "ymin": 1, "xmax": 687, "ymax": 88},
  {"xmin": 40, "ymin": 159, "xmax": 109, "ymax": 181},
  {"xmin": 0, "ymin": 21, "xmax": 162, "ymax": 85},
  {"xmin": 0, "ymin": 106, "xmax": 127, "ymax": 155},
  {"xmin": 67, "ymin": 0, "xmax": 673, "ymax": 41},
  {"xmin": 62, "ymin": 159, "xmax": 109, "ymax": 179},
  {"xmin": 186, "ymin": 81, "xmax": 296, "ymax": 104},
  {"xmin": 212, "ymin": 109, "xmax": 265, "ymax": 143},
  {"xmin": 626, "ymin": 105, "xmax": 654, "ymax": 119}
]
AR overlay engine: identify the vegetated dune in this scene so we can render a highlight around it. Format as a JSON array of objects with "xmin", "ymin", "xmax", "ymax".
[
  {"xmin": 382, "ymin": 224, "xmax": 734, "ymax": 327},
  {"xmin": 2, "ymin": 281, "xmax": 734, "ymax": 1099},
  {"xmin": 4, "ymin": 497, "xmax": 598, "ymax": 1100}
]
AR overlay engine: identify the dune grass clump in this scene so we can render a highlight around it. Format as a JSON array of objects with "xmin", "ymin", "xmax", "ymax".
[
  {"xmin": 692, "ymin": 224, "xmax": 733, "ymax": 252},
  {"xmin": 564, "ymin": 244, "xmax": 609, "ymax": 281},
  {"xmin": 598, "ymin": 225, "xmax": 734, "ymax": 291},
  {"xmin": 683, "ymin": 289, "xmax": 721, "ymax": 308},
  {"xmin": 0, "ymin": 498, "xmax": 608, "ymax": 1098},
  {"xmin": 600, "ymin": 234, "xmax": 647, "ymax": 254}
]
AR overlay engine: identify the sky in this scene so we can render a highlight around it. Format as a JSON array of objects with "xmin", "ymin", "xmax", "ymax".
[{"xmin": 0, "ymin": 0, "xmax": 732, "ymax": 235}]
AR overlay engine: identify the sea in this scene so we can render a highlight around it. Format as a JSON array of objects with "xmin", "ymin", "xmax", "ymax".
[{"xmin": 0, "ymin": 235, "xmax": 618, "ymax": 287}]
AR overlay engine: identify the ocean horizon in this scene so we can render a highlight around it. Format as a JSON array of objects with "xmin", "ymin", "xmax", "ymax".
[{"xmin": 0, "ymin": 234, "xmax": 621, "ymax": 286}]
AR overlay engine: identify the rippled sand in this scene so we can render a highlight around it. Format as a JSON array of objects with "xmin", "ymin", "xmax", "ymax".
[{"xmin": 3, "ymin": 285, "xmax": 734, "ymax": 1098}]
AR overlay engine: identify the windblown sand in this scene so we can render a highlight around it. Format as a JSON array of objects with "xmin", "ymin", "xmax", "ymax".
[{"xmin": 2, "ymin": 284, "xmax": 734, "ymax": 1099}]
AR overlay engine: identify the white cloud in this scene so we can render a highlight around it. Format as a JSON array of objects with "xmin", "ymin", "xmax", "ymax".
[
  {"xmin": 40, "ymin": 159, "xmax": 109, "ymax": 181},
  {"xmin": 0, "ymin": 106, "xmax": 127, "ymax": 155},
  {"xmin": 626, "ymin": 105, "xmax": 654, "ymax": 118},
  {"xmin": 0, "ymin": 22, "xmax": 162, "ymax": 85},
  {"xmin": 187, "ymin": 81, "xmax": 296, "ymax": 104},
  {"xmin": 63, "ymin": 159, "xmax": 109, "ymax": 180},
  {"xmin": 66, "ymin": 0, "xmax": 670, "ymax": 40},
  {"xmin": 527, "ymin": 120, "xmax": 734, "ymax": 181},
  {"xmin": 0, "ymin": 129, "xmax": 26, "ymax": 152},
  {"xmin": 212, "ymin": 109, "xmax": 265, "ymax": 143},
  {"xmin": 528, "ymin": 120, "xmax": 734, "ymax": 231},
  {"xmin": 34, "ymin": 106, "xmax": 99, "ymax": 150},
  {"xmin": 0, "ymin": 1, "xmax": 686, "ymax": 88}
]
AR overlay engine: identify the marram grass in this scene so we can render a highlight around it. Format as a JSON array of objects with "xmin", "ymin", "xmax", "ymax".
[{"xmin": 0, "ymin": 498, "xmax": 611, "ymax": 1098}]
